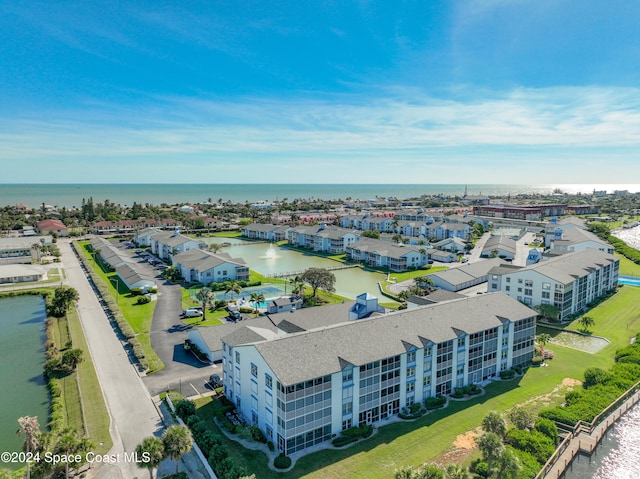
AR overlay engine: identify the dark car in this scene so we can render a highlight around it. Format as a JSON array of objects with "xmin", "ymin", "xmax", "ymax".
[
  {"xmin": 209, "ymin": 374, "xmax": 222, "ymax": 388},
  {"xmin": 228, "ymin": 311, "xmax": 242, "ymax": 322}
]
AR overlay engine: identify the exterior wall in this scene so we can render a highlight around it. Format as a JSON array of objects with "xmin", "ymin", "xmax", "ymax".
[
  {"xmin": 487, "ymin": 261, "xmax": 619, "ymax": 319},
  {"xmin": 187, "ymin": 331, "xmax": 219, "ymax": 362}
]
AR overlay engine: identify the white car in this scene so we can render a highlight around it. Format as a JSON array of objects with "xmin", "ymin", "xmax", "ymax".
[{"xmin": 181, "ymin": 308, "xmax": 203, "ymax": 318}]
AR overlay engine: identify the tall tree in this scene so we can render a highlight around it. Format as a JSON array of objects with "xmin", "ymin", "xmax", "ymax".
[
  {"xmin": 509, "ymin": 407, "xmax": 536, "ymax": 431},
  {"xmin": 54, "ymin": 428, "xmax": 92, "ymax": 479},
  {"xmin": 482, "ymin": 411, "xmax": 507, "ymax": 437},
  {"xmin": 162, "ymin": 425, "xmax": 193, "ymax": 475},
  {"xmin": 475, "ymin": 432, "xmax": 505, "ymax": 477},
  {"xmin": 16, "ymin": 416, "xmax": 40, "ymax": 479},
  {"xmin": 195, "ymin": 287, "xmax": 216, "ymax": 320},
  {"xmin": 300, "ymin": 268, "xmax": 336, "ymax": 297},
  {"xmin": 580, "ymin": 315, "xmax": 595, "ymax": 332},
  {"xmin": 135, "ymin": 436, "xmax": 165, "ymax": 479},
  {"xmin": 48, "ymin": 286, "xmax": 79, "ymax": 318},
  {"xmin": 225, "ymin": 281, "xmax": 242, "ymax": 302},
  {"xmin": 249, "ymin": 292, "xmax": 266, "ymax": 314},
  {"xmin": 494, "ymin": 448, "xmax": 521, "ymax": 479}
]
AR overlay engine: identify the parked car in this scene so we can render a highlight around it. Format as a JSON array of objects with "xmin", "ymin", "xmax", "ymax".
[
  {"xmin": 209, "ymin": 374, "xmax": 222, "ymax": 388},
  {"xmin": 228, "ymin": 311, "xmax": 242, "ymax": 322},
  {"xmin": 181, "ymin": 308, "xmax": 203, "ymax": 318}
]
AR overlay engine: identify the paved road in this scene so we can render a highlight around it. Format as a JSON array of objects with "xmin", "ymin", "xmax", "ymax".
[{"xmin": 60, "ymin": 240, "xmax": 164, "ymax": 479}]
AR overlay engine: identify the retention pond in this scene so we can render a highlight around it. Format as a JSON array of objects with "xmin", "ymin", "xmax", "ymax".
[{"xmin": 0, "ymin": 295, "xmax": 49, "ymax": 461}]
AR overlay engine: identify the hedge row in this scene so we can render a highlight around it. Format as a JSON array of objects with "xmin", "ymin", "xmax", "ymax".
[{"xmin": 74, "ymin": 242, "xmax": 148, "ymax": 370}]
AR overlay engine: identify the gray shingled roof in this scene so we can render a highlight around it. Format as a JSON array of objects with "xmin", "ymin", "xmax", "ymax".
[
  {"xmin": 510, "ymin": 249, "xmax": 617, "ymax": 284},
  {"xmin": 173, "ymin": 248, "xmax": 246, "ymax": 270},
  {"xmin": 254, "ymin": 293, "xmax": 536, "ymax": 386}
]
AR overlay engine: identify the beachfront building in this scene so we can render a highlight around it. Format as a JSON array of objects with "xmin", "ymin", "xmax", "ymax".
[
  {"xmin": 219, "ymin": 293, "xmax": 536, "ymax": 456},
  {"xmin": 345, "ymin": 238, "xmax": 430, "ymax": 271},
  {"xmin": 487, "ymin": 249, "xmax": 619, "ymax": 319},
  {"xmin": 287, "ymin": 224, "xmax": 360, "ymax": 254},
  {"xmin": 172, "ymin": 248, "xmax": 249, "ymax": 284},
  {"xmin": 241, "ymin": 224, "xmax": 291, "ymax": 242},
  {"xmin": 94, "ymin": 219, "xmax": 182, "ymax": 235}
]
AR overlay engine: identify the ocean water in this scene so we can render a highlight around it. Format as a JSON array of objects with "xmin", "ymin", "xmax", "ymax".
[{"xmin": 1, "ymin": 183, "xmax": 639, "ymax": 208}]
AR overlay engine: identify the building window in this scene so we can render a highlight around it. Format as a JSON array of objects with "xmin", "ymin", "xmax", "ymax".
[
  {"xmin": 492, "ymin": 283, "xmax": 498, "ymax": 289},
  {"xmin": 235, "ymin": 351, "xmax": 240, "ymax": 364},
  {"xmin": 342, "ymin": 402, "xmax": 352, "ymax": 415},
  {"xmin": 406, "ymin": 367, "xmax": 415, "ymax": 378},
  {"xmin": 251, "ymin": 363, "xmax": 258, "ymax": 377},
  {"xmin": 542, "ymin": 291, "xmax": 550, "ymax": 299},
  {"xmin": 525, "ymin": 280, "xmax": 533, "ymax": 287},
  {"xmin": 265, "ymin": 374, "xmax": 272, "ymax": 389},
  {"xmin": 524, "ymin": 289, "xmax": 532, "ymax": 296},
  {"xmin": 506, "ymin": 277, "xmax": 511, "ymax": 283},
  {"xmin": 505, "ymin": 286, "xmax": 510, "ymax": 291},
  {"xmin": 342, "ymin": 367, "xmax": 353, "ymax": 383},
  {"xmin": 407, "ymin": 351, "xmax": 416, "ymax": 363},
  {"xmin": 543, "ymin": 282, "xmax": 551, "ymax": 290},
  {"xmin": 423, "ymin": 376, "xmax": 431, "ymax": 387},
  {"xmin": 406, "ymin": 382, "xmax": 415, "ymax": 393},
  {"xmin": 424, "ymin": 346, "xmax": 432, "ymax": 356}
]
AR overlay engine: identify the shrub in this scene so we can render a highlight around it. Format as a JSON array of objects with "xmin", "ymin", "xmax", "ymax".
[
  {"xmin": 534, "ymin": 418, "xmax": 559, "ymax": 445},
  {"xmin": 274, "ymin": 453, "xmax": 292, "ymax": 469},
  {"xmin": 130, "ymin": 287, "xmax": 143, "ymax": 296},
  {"xmin": 504, "ymin": 428, "xmax": 555, "ymax": 464},
  {"xmin": 249, "ymin": 425, "xmax": 267, "ymax": 443},
  {"xmin": 267, "ymin": 440, "xmax": 274, "ymax": 451},
  {"xmin": 473, "ymin": 460, "xmax": 488, "ymax": 478},
  {"xmin": 584, "ymin": 367, "xmax": 613, "ymax": 388},
  {"xmin": 424, "ymin": 395, "xmax": 447, "ymax": 410},
  {"xmin": 174, "ymin": 399, "xmax": 196, "ymax": 421},
  {"xmin": 332, "ymin": 435, "xmax": 358, "ymax": 447},
  {"xmin": 136, "ymin": 295, "xmax": 151, "ymax": 304},
  {"xmin": 500, "ymin": 369, "xmax": 516, "ymax": 380}
]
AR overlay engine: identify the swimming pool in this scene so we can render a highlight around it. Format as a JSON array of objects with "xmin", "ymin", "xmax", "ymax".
[
  {"xmin": 215, "ymin": 284, "xmax": 286, "ymax": 301},
  {"xmin": 618, "ymin": 276, "xmax": 640, "ymax": 287}
]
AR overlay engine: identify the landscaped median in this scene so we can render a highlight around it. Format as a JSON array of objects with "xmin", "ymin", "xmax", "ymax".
[{"xmin": 74, "ymin": 240, "xmax": 163, "ymax": 372}]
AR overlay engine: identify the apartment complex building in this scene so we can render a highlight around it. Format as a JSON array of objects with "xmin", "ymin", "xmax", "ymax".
[{"xmin": 219, "ymin": 293, "xmax": 536, "ymax": 456}]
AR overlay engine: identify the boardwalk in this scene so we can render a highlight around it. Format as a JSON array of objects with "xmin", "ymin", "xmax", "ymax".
[
  {"xmin": 538, "ymin": 386, "xmax": 640, "ymax": 479},
  {"xmin": 263, "ymin": 263, "xmax": 360, "ymax": 278}
]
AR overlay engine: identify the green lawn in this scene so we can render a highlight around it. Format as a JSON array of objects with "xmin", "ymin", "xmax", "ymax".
[{"xmin": 616, "ymin": 253, "xmax": 640, "ymax": 277}]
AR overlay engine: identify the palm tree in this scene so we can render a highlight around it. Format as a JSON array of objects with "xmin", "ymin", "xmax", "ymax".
[
  {"xmin": 289, "ymin": 275, "xmax": 304, "ymax": 295},
  {"xmin": 445, "ymin": 464, "xmax": 470, "ymax": 479},
  {"xmin": 16, "ymin": 416, "xmax": 40, "ymax": 479},
  {"xmin": 475, "ymin": 432, "xmax": 504, "ymax": 477},
  {"xmin": 393, "ymin": 465, "xmax": 417, "ymax": 479},
  {"xmin": 195, "ymin": 287, "xmax": 216, "ymax": 320},
  {"xmin": 249, "ymin": 292, "xmax": 266, "ymax": 314},
  {"xmin": 416, "ymin": 464, "xmax": 444, "ymax": 479},
  {"xmin": 135, "ymin": 436, "xmax": 165, "ymax": 479},
  {"xmin": 162, "ymin": 425, "xmax": 193, "ymax": 475},
  {"xmin": 54, "ymin": 428, "xmax": 93, "ymax": 479},
  {"xmin": 494, "ymin": 448, "xmax": 521, "ymax": 479},
  {"xmin": 482, "ymin": 411, "xmax": 507, "ymax": 437},
  {"xmin": 225, "ymin": 281, "xmax": 242, "ymax": 302},
  {"xmin": 580, "ymin": 315, "xmax": 595, "ymax": 332},
  {"xmin": 536, "ymin": 333, "xmax": 551, "ymax": 357}
]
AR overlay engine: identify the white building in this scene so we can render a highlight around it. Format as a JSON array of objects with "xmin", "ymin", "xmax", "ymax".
[
  {"xmin": 172, "ymin": 248, "xmax": 249, "ymax": 284},
  {"xmin": 487, "ymin": 249, "xmax": 619, "ymax": 319},
  {"xmin": 219, "ymin": 293, "xmax": 536, "ymax": 456},
  {"xmin": 287, "ymin": 224, "xmax": 360, "ymax": 254},
  {"xmin": 346, "ymin": 238, "xmax": 430, "ymax": 271}
]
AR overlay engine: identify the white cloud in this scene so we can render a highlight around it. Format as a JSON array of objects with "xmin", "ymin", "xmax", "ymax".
[{"xmin": 1, "ymin": 85, "xmax": 639, "ymax": 183}]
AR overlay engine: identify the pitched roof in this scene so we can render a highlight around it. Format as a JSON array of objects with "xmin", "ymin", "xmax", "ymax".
[{"xmin": 253, "ymin": 293, "xmax": 536, "ymax": 386}]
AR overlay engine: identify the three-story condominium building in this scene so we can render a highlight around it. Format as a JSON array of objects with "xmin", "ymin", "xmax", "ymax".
[
  {"xmin": 486, "ymin": 249, "xmax": 619, "ymax": 319},
  {"xmin": 219, "ymin": 293, "xmax": 536, "ymax": 456}
]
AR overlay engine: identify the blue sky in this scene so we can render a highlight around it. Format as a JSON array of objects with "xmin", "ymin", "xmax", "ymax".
[{"xmin": 1, "ymin": 0, "xmax": 639, "ymax": 184}]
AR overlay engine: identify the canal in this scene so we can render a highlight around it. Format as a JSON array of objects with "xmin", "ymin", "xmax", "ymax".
[{"xmin": 0, "ymin": 294, "xmax": 49, "ymax": 462}]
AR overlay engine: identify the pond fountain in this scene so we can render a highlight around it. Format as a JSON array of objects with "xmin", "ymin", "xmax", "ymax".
[{"xmin": 262, "ymin": 243, "xmax": 280, "ymax": 260}]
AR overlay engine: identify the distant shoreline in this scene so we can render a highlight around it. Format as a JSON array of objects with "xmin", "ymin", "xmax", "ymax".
[{"xmin": 2, "ymin": 183, "xmax": 639, "ymax": 209}]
